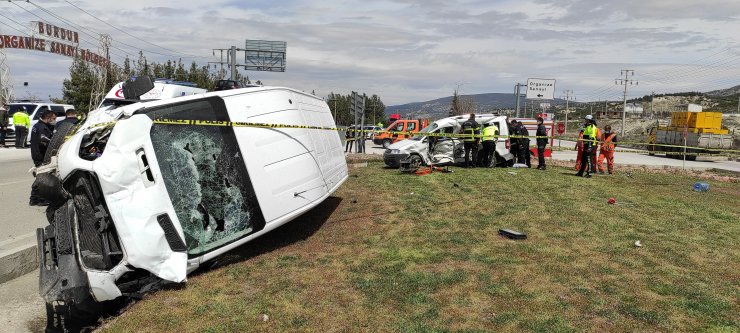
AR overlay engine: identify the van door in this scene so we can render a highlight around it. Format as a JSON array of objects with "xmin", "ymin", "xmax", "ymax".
[
  {"xmin": 402, "ymin": 121, "xmax": 417, "ymax": 140},
  {"xmin": 391, "ymin": 121, "xmax": 406, "ymax": 142}
]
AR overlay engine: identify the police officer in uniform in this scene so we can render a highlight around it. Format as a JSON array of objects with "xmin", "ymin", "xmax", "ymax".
[
  {"xmin": 29, "ymin": 110, "xmax": 55, "ymax": 206},
  {"xmin": 459, "ymin": 114, "xmax": 480, "ymax": 168},
  {"xmin": 480, "ymin": 121, "xmax": 499, "ymax": 167},
  {"xmin": 509, "ymin": 119, "xmax": 519, "ymax": 163},
  {"xmin": 576, "ymin": 115, "xmax": 598, "ymax": 178},
  {"xmin": 12, "ymin": 106, "xmax": 31, "ymax": 148},
  {"xmin": 536, "ymin": 117, "xmax": 548, "ymax": 170},
  {"xmin": 516, "ymin": 121, "xmax": 531, "ymax": 167}
]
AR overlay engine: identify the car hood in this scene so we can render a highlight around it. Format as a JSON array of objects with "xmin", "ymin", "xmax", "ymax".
[{"xmin": 387, "ymin": 139, "xmax": 419, "ymax": 151}]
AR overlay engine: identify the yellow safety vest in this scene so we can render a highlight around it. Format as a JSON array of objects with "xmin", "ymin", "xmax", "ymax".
[
  {"xmin": 482, "ymin": 125, "xmax": 498, "ymax": 142},
  {"xmin": 583, "ymin": 124, "xmax": 598, "ymax": 144},
  {"xmin": 12, "ymin": 112, "xmax": 30, "ymax": 128}
]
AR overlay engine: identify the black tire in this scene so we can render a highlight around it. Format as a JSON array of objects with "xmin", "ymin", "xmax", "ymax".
[
  {"xmin": 409, "ymin": 154, "xmax": 423, "ymax": 168},
  {"xmin": 43, "ymin": 122, "xmax": 76, "ymax": 165},
  {"xmin": 382, "ymin": 139, "xmax": 392, "ymax": 149}
]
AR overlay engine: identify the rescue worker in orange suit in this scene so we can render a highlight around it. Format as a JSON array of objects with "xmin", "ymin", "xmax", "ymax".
[
  {"xmin": 574, "ymin": 128, "xmax": 584, "ymax": 170},
  {"xmin": 576, "ymin": 115, "xmax": 598, "ymax": 177},
  {"xmin": 597, "ymin": 125, "xmax": 617, "ymax": 174},
  {"xmin": 459, "ymin": 114, "xmax": 480, "ymax": 168}
]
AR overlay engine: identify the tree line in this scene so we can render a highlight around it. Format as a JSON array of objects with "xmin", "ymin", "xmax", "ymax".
[{"xmin": 61, "ymin": 51, "xmax": 254, "ymax": 113}]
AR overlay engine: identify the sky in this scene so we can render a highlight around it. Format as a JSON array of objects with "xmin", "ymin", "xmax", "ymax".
[{"xmin": 1, "ymin": 0, "xmax": 740, "ymax": 105}]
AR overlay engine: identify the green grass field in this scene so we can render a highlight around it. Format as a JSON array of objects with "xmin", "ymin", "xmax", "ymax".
[{"xmin": 101, "ymin": 163, "xmax": 739, "ymax": 333}]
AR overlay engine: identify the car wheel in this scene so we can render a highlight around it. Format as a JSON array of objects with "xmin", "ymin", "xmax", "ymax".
[
  {"xmin": 409, "ymin": 154, "xmax": 423, "ymax": 169},
  {"xmin": 382, "ymin": 139, "xmax": 392, "ymax": 149}
]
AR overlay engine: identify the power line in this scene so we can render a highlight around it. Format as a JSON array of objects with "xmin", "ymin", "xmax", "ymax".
[{"xmin": 61, "ymin": 0, "xmax": 209, "ymax": 60}]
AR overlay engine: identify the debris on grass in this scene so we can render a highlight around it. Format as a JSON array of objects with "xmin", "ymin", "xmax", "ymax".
[
  {"xmin": 499, "ymin": 229, "xmax": 527, "ymax": 240},
  {"xmin": 693, "ymin": 182, "xmax": 710, "ymax": 192},
  {"xmin": 507, "ymin": 171, "xmax": 517, "ymax": 175},
  {"xmin": 634, "ymin": 240, "xmax": 642, "ymax": 247}
]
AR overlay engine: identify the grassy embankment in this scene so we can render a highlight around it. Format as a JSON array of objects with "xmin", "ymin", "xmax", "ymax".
[{"xmin": 101, "ymin": 162, "xmax": 739, "ymax": 332}]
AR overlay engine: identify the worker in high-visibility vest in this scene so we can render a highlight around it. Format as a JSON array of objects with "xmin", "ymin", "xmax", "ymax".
[
  {"xmin": 591, "ymin": 124, "xmax": 602, "ymax": 172},
  {"xmin": 576, "ymin": 115, "xmax": 598, "ymax": 177},
  {"xmin": 597, "ymin": 125, "xmax": 617, "ymax": 174},
  {"xmin": 12, "ymin": 106, "xmax": 31, "ymax": 148},
  {"xmin": 480, "ymin": 122, "xmax": 499, "ymax": 167},
  {"xmin": 574, "ymin": 128, "xmax": 584, "ymax": 170},
  {"xmin": 459, "ymin": 114, "xmax": 480, "ymax": 168}
]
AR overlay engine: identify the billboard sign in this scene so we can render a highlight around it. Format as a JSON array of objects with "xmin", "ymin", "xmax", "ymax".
[
  {"xmin": 526, "ymin": 78, "xmax": 555, "ymax": 100},
  {"xmin": 244, "ymin": 40, "xmax": 286, "ymax": 72}
]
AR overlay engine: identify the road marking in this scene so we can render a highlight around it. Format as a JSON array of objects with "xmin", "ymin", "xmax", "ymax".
[{"xmin": 0, "ymin": 179, "xmax": 33, "ymax": 186}]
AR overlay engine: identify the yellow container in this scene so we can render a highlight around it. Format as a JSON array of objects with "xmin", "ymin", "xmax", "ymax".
[{"xmin": 700, "ymin": 128, "xmax": 729, "ymax": 135}]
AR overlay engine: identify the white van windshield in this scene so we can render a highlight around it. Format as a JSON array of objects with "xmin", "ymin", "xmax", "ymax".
[{"xmin": 410, "ymin": 123, "xmax": 439, "ymax": 141}]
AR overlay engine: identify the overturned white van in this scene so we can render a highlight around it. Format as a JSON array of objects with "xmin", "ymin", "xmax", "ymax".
[
  {"xmin": 35, "ymin": 77, "xmax": 348, "ymax": 326},
  {"xmin": 383, "ymin": 114, "xmax": 515, "ymax": 168}
]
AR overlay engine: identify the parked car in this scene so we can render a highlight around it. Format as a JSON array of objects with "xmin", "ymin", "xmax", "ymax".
[
  {"xmin": 6, "ymin": 102, "xmax": 74, "ymax": 143},
  {"xmin": 363, "ymin": 125, "xmax": 382, "ymax": 139},
  {"xmin": 383, "ymin": 114, "xmax": 515, "ymax": 168}
]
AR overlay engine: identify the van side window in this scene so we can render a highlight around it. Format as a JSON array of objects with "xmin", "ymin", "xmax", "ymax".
[
  {"xmin": 51, "ymin": 105, "xmax": 66, "ymax": 117},
  {"xmin": 33, "ymin": 106, "xmax": 49, "ymax": 120},
  {"xmin": 407, "ymin": 122, "xmax": 416, "ymax": 132},
  {"xmin": 395, "ymin": 123, "xmax": 404, "ymax": 132}
]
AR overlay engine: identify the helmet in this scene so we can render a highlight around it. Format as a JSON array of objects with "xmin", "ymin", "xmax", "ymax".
[{"xmin": 585, "ymin": 115, "xmax": 593, "ymax": 120}]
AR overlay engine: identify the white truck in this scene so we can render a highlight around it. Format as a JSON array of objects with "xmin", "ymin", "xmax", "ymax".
[{"xmin": 383, "ymin": 114, "xmax": 515, "ymax": 168}]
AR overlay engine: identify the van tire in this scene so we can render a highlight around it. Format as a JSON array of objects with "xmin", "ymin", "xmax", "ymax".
[
  {"xmin": 382, "ymin": 139, "xmax": 392, "ymax": 149},
  {"xmin": 42, "ymin": 121, "xmax": 76, "ymax": 165}
]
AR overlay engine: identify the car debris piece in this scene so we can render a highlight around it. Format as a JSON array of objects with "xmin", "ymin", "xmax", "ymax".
[
  {"xmin": 34, "ymin": 77, "xmax": 349, "ymax": 328},
  {"xmin": 499, "ymin": 229, "xmax": 527, "ymax": 240}
]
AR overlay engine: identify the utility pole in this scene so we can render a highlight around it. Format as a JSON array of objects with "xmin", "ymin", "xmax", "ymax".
[
  {"xmin": 615, "ymin": 69, "xmax": 638, "ymax": 136},
  {"xmin": 563, "ymin": 90, "xmax": 573, "ymax": 135},
  {"xmin": 208, "ymin": 46, "xmax": 240, "ymax": 81},
  {"xmin": 737, "ymin": 96, "xmax": 739, "ymax": 113},
  {"xmin": 514, "ymin": 83, "xmax": 526, "ymax": 117},
  {"xmin": 650, "ymin": 91, "xmax": 655, "ymax": 119}
]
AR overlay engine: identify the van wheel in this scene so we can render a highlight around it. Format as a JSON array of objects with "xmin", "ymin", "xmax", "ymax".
[
  {"xmin": 42, "ymin": 122, "xmax": 76, "ymax": 165},
  {"xmin": 382, "ymin": 139, "xmax": 392, "ymax": 149}
]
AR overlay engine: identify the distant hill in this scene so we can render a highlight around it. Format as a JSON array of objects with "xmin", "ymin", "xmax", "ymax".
[
  {"xmin": 385, "ymin": 93, "xmax": 565, "ymax": 119},
  {"xmin": 706, "ymin": 85, "xmax": 740, "ymax": 97}
]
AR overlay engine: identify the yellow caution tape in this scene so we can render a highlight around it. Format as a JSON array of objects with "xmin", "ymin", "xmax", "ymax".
[{"xmin": 60, "ymin": 117, "xmax": 739, "ymax": 156}]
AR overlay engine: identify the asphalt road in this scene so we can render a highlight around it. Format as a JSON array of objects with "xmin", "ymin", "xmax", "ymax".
[{"xmin": 0, "ymin": 148, "xmax": 48, "ymax": 242}]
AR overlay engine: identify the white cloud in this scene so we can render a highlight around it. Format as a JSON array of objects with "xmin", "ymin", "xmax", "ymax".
[{"xmin": 0, "ymin": 0, "xmax": 739, "ymax": 105}]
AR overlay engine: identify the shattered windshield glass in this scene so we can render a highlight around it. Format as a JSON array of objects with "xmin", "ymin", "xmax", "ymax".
[{"xmin": 145, "ymin": 98, "xmax": 266, "ymax": 256}]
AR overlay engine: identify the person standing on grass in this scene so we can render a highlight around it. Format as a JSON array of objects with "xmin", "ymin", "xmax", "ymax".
[
  {"xmin": 535, "ymin": 117, "xmax": 547, "ymax": 170},
  {"xmin": 576, "ymin": 115, "xmax": 598, "ymax": 177},
  {"xmin": 460, "ymin": 114, "xmax": 480, "ymax": 168},
  {"xmin": 509, "ymin": 119, "xmax": 520, "ymax": 163},
  {"xmin": 480, "ymin": 121, "xmax": 499, "ymax": 167},
  {"xmin": 597, "ymin": 125, "xmax": 617, "ymax": 174},
  {"xmin": 575, "ymin": 127, "xmax": 584, "ymax": 170},
  {"xmin": 516, "ymin": 121, "xmax": 531, "ymax": 167}
]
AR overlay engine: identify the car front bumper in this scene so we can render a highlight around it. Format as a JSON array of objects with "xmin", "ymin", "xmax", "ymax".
[{"xmin": 383, "ymin": 150, "xmax": 409, "ymax": 168}]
